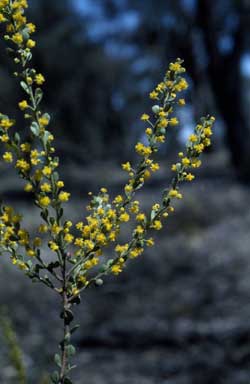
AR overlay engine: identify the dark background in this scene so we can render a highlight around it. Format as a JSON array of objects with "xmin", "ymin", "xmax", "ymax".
[{"xmin": 1, "ymin": 0, "xmax": 250, "ymax": 383}]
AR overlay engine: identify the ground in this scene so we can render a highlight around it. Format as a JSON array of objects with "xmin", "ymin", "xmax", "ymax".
[{"xmin": 1, "ymin": 153, "xmax": 250, "ymax": 383}]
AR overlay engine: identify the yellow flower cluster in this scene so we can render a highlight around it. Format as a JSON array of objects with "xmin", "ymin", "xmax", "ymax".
[
  {"xmin": 85, "ymin": 61, "xmax": 215, "ymax": 280},
  {"xmin": 0, "ymin": 0, "xmax": 74, "ymax": 278},
  {"xmin": 120, "ymin": 59, "xmax": 190, "ymax": 205},
  {"xmin": 0, "ymin": 204, "xmax": 42, "ymax": 270}
]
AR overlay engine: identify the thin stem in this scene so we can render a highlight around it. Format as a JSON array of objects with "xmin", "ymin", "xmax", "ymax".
[
  {"xmin": 58, "ymin": 252, "xmax": 75, "ymax": 384},
  {"xmin": 59, "ymin": 292, "xmax": 70, "ymax": 383},
  {"xmin": 59, "ymin": 253, "xmax": 69, "ymax": 383}
]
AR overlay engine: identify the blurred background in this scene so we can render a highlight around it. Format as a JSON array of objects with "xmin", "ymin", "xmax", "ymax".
[{"xmin": 1, "ymin": 0, "xmax": 250, "ymax": 383}]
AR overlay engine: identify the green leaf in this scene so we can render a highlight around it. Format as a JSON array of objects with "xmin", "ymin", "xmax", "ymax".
[
  {"xmin": 60, "ymin": 309, "xmax": 74, "ymax": 325},
  {"xmin": 43, "ymin": 112, "xmax": 51, "ymax": 123},
  {"xmin": 70, "ymin": 324, "xmax": 80, "ymax": 335},
  {"xmin": 22, "ymin": 29, "xmax": 30, "ymax": 40},
  {"xmin": 150, "ymin": 209, "xmax": 158, "ymax": 221},
  {"xmin": 50, "ymin": 370, "xmax": 59, "ymax": 383},
  {"xmin": 53, "ymin": 172, "xmax": 59, "ymax": 182},
  {"xmin": 30, "ymin": 122, "xmax": 40, "ymax": 136},
  {"xmin": 58, "ymin": 208, "xmax": 64, "ymax": 220},
  {"xmin": 54, "ymin": 353, "xmax": 62, "ymax": 368},
  {"xmin": 49, "ymin": 217, "xmax": 55, "ymax": 225},
  {"xmin": 65, "ymin": 344, "xmax": 76, "ymax": 357},
  {"xmin": 14, "ymin": 132, "xmax": 20, "ymax": 145},
  {"xmin": 20, "ymin": 81, "xmax": 30, "ymax": 95},
  {"xmin": 42, "ymin": 130, "xmax": 51, "ymax": 147},
  {"xmin": 35, "ymin": 87, "xmax": 43, "ymax": 105},
  {"xmin": 40, "ymin": 209, "xmax": 49, "ymax": 222}
]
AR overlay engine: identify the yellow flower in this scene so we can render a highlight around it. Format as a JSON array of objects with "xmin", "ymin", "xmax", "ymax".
[
  {"xmin": 20, "ymin": 143, "xmax": 31, "ymax": 152},
  {"xmin": 189, "ymin": 134, "xmax": 198, "ymax": 143},
  {"xmin": 74, "ymin": 238, "xmax": 84, "ymax": 247},
  {"xmin": 39, "ymin": 196, "xmax": 51, "ymax": 207},
  {"xmin": 49, "ymin": 241, "xmax": 59, "ymax": 252},
  {"xmin": 149, "ymin": 91, "xmax": 158, "ymax": 99},
  {"xmin": 141, "ymin": 113, "xmax": 150, "ymax": 121},
  {"xmin": 16, "ymin": 159, "xmax": 30, "ymax": 172},
  {"xmin": 26, "ymin": 39, "xmax": 36, "ymax": 48},
  {"xmin": 111, "ymin": 264, "xmax": 122, "ymax": 275},
  {"xmin": 27, "ymin": 23, "xmax": 36, "ymax": 33},
  {"xmin": 39, "ymin": 116, "xmax": 49, "ymax": 127},
  {"xmin": 130, "ymin": 201, "xmax": 140, "ymax": 214},
  {"xmin": 40, "ymin": 183, "xmax": 51, "ymax": 193},
  {"xmin": 175, "ymin": 78, "xmax": 188, "ymax": 91},
  {"xmin": 2, "ymin": 152, "xmax": 13, "ymax": 163},
  {"xmin": 115, "ymin": 244, "xmax": 129, "ymax": 254},
  {"xmin": 113, "ymin": 195, "xmax": 123, "ymax": 204},
  {"xmin": 51, "ymin": 224, "xmax": 62, "ymax": 235},
  {"xmin": 122, "ymin": 162, "xmax": 131, "ymax": 172},
  {"xmin": 34, "ymin": 237, "xmax": 42, "ymax": 247},
  {"xmin": 158, "ymin": 118, "xmax": 168, "ymax": 128},
  {"xmin": 135, "ymin": 225, "xmax": 144, "ymax": 235},
  {"xmin": 38, "ymin": 224, "xmax": 48, "ymax": 233},
  {"xmin": 155, "ymin": 135, "xmax": 165, "ymax": 143},
  {"xmin": 146, "ymin": 238, "xmax": 154, "ymax": 247},
  {"xmin": 58, "ymin": 191, "xmax": 70, "ymax": 202},
  {"xmin": 124, "ymin": 184, "xmax": 133, "ymax": 193},
  {"xmin": 178, "ymin": 98, "xmax": 185, "ymax": 106},
  {"xmin": 84, "ymin": 257, "xmax": 99, "ymax": 269},
  {"xmin": 0, "ymin": 134, "xmax": 9, "ymax": 143},
  {"xmin": 64, "ymin": 234, "xmax": 74, "ymax": 243},
  {"xmin": 191, "ymin": 159, "xmax": 201, "ymax": 168},
  {"xmin": 169, "ymin": 62, "xmax": 182, "ymax": 72},
  {"xmin": 24, "ymin": 183, "xmax": 33, "ymax": 192},
  {"xmin": 152, "ymin": 220, "xmax": 162, "ymax": 230},
  {"xmin": 136, "ymin": 213, "xmax": 146, "ymax": 222},
  {"xmin": 150, "ymin": 163, "xmax": 160, "ymax": 172},
  {"xmin": 84, "ymin": 240, "xmax": 94, "ymax": 250},
  {"xmin": 18, "ymin": 262, "xmax": 28, "ymax": 271},
  {"xmin": 135, "ymin": 142, "xmax": 152, "ymax": 156},
  {"xmin": 119, "ymin": 212, "xmax": 130, "ymax": 222},
  {"xmin": 185, "ymin": 173, "xmax": 195, "ymax": 181},
  {"xmin": 145, "ymin": 127, "xmax": 152, "ymax": 135},
  {"xmin": 26, "ymin": 76, "xmax": 33, "ymax": 85},
  {"xmin": 204, "ymin": 127, "xmax": 212, "ymax": 137},
  {"xmin": 19, "ymin": 100, "xmax": 28, "ymax": 110},
  {"xmin": 0, "ymin": 0, "xmax": 9, "ymax": 8},
  {"xmin": 182, "ymin": 157, "xmax": 190, "ymax": 166},
  {"xmin": 169, "ymin": 117, "xmax": 179, "ymax": 126},
  {"xmin": 72, "ymin": 287, "xmax": 80, "ymax": 296},
  {"xmin": 35, "ymin": 73, "xmax": 45, "ymax": 85},
  {"xmin": 168, "ymin": 189, "xmax": 178, "ymax": 198},
  {"xmin": 27, "ymin": 249, "xmax": 36, "ymax": 257},
  {"xmin": 129, "ymin": 247, "xmax": 143, "ymax": 258},
  {"xmin": 143, "ymin": 169, "xmax": 151, "ymax": 180},
  {"xmin": 78, "ymin": 275, "xmax": 87, "ymax": 285},
  {"xmin": 0, "ymin": 13, "xmax": 6, "ymax": 22},
  {"xmin": 1, "ymin": 119, "xmax": 13, "ymax": 129},
  {"xmin": 42, "ymin": 166, "xmax": 52, "ymax": 176},
  {"xmin": 56, "ymin": 180, "xmax": 64, "ymax": 188},
  {"xmin": 12, "ymin": 32, "xmax": 23, "ymax": 44},
  {"xmin": 95, "ymin": 233, "xmax": 106, "ymax": 245}
]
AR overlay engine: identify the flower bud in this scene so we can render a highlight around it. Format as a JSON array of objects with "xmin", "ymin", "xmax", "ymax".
[
  {"xmin": 95, "ymin": 279, "xmax": 103, "ymax": 286},
  {"xmin": 152, "ymin": 105, "xmax": 160, "ymax": 114}
]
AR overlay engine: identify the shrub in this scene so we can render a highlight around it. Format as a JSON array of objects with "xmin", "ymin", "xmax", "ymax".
[{"xmin": 0, "ymin": 1, "xmax": 215, "ymax": 383}]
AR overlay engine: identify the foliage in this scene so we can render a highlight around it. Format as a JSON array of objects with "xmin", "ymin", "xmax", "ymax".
[
  {"xmin": 0, "ymin": 307, "xmax": 27, "ymax": 384},
  {"xmin": 0, "ymin": 1, "xmax": 214, "ymax": 383}
]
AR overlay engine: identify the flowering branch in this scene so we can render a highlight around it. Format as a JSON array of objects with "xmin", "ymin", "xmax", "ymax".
[{"xmin": 0, "ymin": 1, "xmax": 215, "ymax": 383}]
